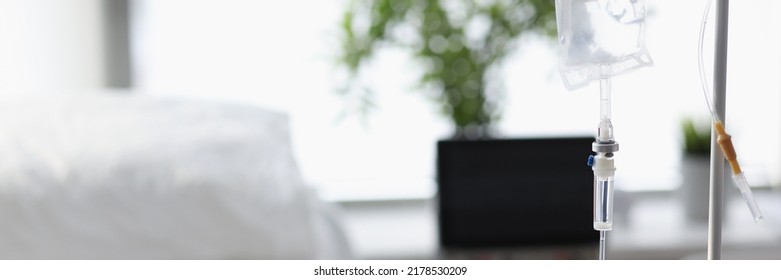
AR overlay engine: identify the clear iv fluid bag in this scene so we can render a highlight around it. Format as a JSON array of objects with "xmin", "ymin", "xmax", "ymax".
[{"xmin": 555, "ymin": 0, "xmax": 653, "ymax": 90}]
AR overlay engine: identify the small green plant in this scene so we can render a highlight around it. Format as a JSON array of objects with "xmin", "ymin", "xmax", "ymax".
[
  {"xmin": 682, "ymin": 118, "xmax": 711, "ymax": 156},
  {"xmin": 337, "ymin": 0, "xmax": 556, "ymax": 139}
]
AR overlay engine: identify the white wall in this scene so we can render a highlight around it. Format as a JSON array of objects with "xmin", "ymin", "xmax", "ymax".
[{"xmin": 0, "ymin": 0, "xmax": 105, "ymax": 94}]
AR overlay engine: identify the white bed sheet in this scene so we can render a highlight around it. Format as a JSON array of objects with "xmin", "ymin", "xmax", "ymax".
[{"xmin": 0, "ymin": 92, "xmax": 349, "ymax": 259}]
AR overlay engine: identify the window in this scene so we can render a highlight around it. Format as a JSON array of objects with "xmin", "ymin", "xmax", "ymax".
[{"xmin": 131, "ymin": 0, "xmax": 781, "ymax": 200}]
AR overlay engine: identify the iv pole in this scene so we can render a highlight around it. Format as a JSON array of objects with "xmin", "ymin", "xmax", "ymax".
[{"xmin": 707, "ymin": 0, "xmax": 729, "ymax": 260}]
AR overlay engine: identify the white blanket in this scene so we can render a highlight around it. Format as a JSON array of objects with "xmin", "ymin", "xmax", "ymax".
[{"xmin": 0, "ymin": 93, "xmax": 348, "ymax": 259}]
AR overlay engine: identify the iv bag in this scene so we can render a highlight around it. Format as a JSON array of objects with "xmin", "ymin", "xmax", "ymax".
[{"xmin": 555, "ymin": 0, "xmax": 653, "ymax": 90}]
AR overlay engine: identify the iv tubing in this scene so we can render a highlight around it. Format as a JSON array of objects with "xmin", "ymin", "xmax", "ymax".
[
  {"xmin": 698, "ymin": 0, "xmax": 719, "ymax": 122},
  {"xmin": 699, "ymin": 0, "xmax": 763, "ymax": 224},
  {"xmin": 599, "ymin": 231, "xmax": 606, "ymax": 260},
  {"xmin": 600, "ymin": 77, "xmax": 611, "ymax": 121}
]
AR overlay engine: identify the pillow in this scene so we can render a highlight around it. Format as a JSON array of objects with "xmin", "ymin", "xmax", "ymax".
[{"xmin": 0, "ymin": 92, "xmax": 347, "ymax": 259}]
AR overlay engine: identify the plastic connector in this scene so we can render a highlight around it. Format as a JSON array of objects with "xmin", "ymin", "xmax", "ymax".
[
  {"xmin": 733, "ymin": 172, "xmax": 763, "ymax": 223},
  {"xmin": 713, "ymin": 121, "xmax": 741, "ymax": 175}
]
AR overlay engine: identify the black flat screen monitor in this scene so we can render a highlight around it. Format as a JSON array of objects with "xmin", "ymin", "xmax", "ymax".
[{"xmin": 437, "ymin": 137, "xmax": 599, "ymax": 248}]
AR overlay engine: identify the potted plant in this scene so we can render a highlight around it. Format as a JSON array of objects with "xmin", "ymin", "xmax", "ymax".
[
  {"xmin": 336, "ymin": 0, "xmax": 557, "ymax": 139},
  {"xmin": 680, "ymin": 117, "xmax": 711, "ymax": 222}
]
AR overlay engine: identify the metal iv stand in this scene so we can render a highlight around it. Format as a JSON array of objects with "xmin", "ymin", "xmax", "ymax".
[{"xmin": 707, "ymin": 0, "xmax": 729, "ymax": 260}]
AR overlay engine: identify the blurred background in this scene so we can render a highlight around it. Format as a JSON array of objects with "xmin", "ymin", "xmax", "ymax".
[{"xmin": 0, "ymin": 0, "xmax": 779, "ymax": 259}]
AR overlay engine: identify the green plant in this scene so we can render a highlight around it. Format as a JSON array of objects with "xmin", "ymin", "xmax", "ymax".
[
  {"xmin": 337, "ymin": 0, "xmax": 557, "ymax": 139},
  {"xmin": 682, "ymin": 118, "xmax": 711, "ymax": 156}
]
